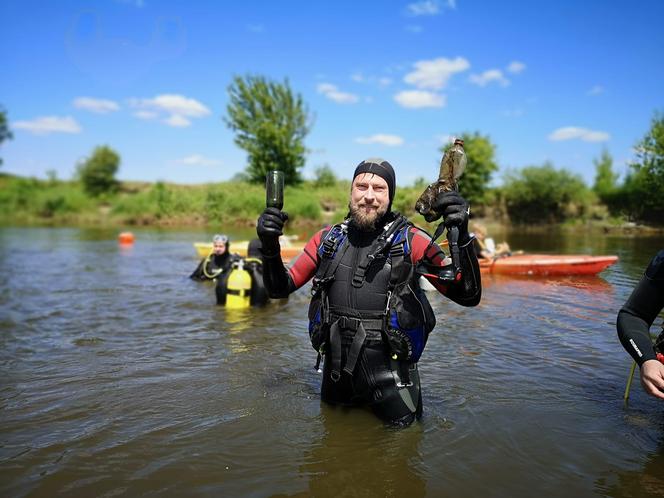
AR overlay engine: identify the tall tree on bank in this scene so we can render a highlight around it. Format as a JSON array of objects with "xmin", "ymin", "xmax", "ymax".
[
  {"xmin": 623, "ymin": 111, "xmax": 664, "ymax": 223},
  {"xmin": 0, "ymin": 106, "xmax": 13, "ymax": 167},
  {"xmin": 592, "ymin": 148, "xmax": 619, "ymax": 211},
  {"xmin": 225, "ymin": 75, "xmax": 312, "ymax": 184},
  {"xmin": 76, "ymin": 145, "xmax": 120, "ymax": 197},
  {"xmin": 440, "ymin": 132, "xmax": 498, "ymax": 206},
  {"xmin": 593, "ymin": 148, "xmax": 618, "ymax": 198}
]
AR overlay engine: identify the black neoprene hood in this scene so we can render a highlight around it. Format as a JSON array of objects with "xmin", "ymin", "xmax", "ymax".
[{"xmin": 353, "ymin": 158, "xmax": 396, "ymax": 205}]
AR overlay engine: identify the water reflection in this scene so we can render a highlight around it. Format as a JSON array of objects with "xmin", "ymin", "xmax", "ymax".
[
  {"xmin": 598, "ymin": 417, "xmax": 664, "ymax": 497},
  {"xmin": 282, "ymin": 404, "xmax": 425, "ymax": 498}
]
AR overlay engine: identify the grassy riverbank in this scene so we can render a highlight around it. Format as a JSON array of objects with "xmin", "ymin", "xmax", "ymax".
[{"xmin": 1, "ymin": 173, "xmax": 662, "ymax": 235}]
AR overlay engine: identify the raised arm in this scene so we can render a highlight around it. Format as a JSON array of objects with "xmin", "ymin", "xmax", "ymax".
[
  {"xmin": 411, "ymin": 228, "xmax": 481, "ymax": 306},
  {"xmin": 257, "ymin": 207, "xmax": 322, "ymax": 298}
]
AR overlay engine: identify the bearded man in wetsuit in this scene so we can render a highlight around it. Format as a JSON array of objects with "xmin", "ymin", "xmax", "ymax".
[
  {"xmin": 617, "ymin": 249, "xmax": 664, "ymax": 400},
  {"xmin": 256, "ymin": 159, "xmax": 481, "ymax": 426}
]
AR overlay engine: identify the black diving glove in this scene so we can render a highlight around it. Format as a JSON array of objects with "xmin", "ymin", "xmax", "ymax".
[
  {"xmin": 256, "ymin": 207, "xmax": 289, "ymax": 256},
  {"xmin": 432, "ymin": 191, "xmax": 470, "ymax": 239}
]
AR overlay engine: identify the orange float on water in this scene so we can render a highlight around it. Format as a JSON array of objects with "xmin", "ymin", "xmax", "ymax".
[{"xmin": 118, "ymin": 232, "xmax": 135, "ymax": 245}]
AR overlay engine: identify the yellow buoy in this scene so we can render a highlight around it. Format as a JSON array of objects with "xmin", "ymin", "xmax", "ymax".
[{"xmin": 226, "ymin": 259, "xmax": 252, "ymax": 309}]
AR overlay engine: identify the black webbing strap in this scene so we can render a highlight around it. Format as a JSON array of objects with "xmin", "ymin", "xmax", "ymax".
[
  {"xmin": 388, "ymin": 240, "xmax": 409, "ymax": 291},
  {"xmin": 351, "ymin": 215, "xmax": 409, "ymax": 288},
  {"xmin": 342, "ymin": 320, "xmax": 367, "ymax": 376},
  {"xmin": 328, "ymin": 315, "xmax": 383, "ymax": 381},
  {"xmin": 329, "ymin": 320, "xmax": 342, "ymax": 381},
  {"xmin": 312, "ymin": 225, "xmax": 349, "ymax": 293}
]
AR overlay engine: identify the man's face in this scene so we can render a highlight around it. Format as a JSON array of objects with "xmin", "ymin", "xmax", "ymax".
[
  {"xmin": 349, "ymin": 173, "xmax": 389, "ymax": 230},
  {"xmin": 213, "ymin": 241, "xmax": 227, "ymax": 255}
]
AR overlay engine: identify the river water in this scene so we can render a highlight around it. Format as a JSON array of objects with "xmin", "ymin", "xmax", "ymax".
[{"xmin": 1, "ymin": 226, "xmax": 663, "ymax": 497}]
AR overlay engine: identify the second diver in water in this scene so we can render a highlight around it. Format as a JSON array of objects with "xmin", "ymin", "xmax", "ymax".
[{"xmin": 190, "ymin": 234, "xmax": 235, "ymax": 281}]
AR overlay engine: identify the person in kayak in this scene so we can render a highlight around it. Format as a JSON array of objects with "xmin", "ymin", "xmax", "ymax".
[
  {"xmin": 617, "ymin": 249, "xmax": 664, "ymax": 400},
  {"xmin": 257, "ymin": 158, "xmax": 481, "ymax": 426},
  {"xmin": 472, "ymin": 223, "xmax": 512, "ymax": 260},
  {"xmin": 191, "ymin": 234, "xmax": 235, "ymax": 281}
]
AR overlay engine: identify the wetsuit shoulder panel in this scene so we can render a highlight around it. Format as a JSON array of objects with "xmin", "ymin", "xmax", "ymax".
[
  {"xmin": 408, "ymin": 226, "xmax": 449, "ymax": 294},
  {"xmin": 288, "ymin": 229, "xmax": 325, "ymax": 289}
]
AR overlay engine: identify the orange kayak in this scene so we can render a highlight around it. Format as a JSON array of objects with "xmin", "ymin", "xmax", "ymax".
[{"xmin": 479, "ymin": 254, "xmax": 618, "ymax": 275}]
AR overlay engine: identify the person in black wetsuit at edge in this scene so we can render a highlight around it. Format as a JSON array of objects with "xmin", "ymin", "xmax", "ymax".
[
  {"xmin": 190, "ymin": 234, "xmax": 234, "ymax": 281},
  {"xmin": 256, "ymin": 158, "xmax": 481, "ymax": 426},
  {"xmin": 617, "ymin": 249, "xmax": 664, "ymax": 400}
]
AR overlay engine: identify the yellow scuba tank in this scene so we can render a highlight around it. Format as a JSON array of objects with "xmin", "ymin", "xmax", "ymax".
[{"xmin": 226, "ymin": 259, "xmax": 252, "ymax": 309}]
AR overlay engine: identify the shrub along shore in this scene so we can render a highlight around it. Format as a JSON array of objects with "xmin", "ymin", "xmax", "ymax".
[{"xmin": 1, "ymin": 173, "xmax": 662, "ymax": 235}]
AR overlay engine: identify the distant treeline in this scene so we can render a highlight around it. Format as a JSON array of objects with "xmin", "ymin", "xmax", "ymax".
[
  {"xmin": 0, "ymin": 154, "xmax": 662, "ymax": 228},
  {"xmin": 1, "ymin": 77, "xmax": 662, "ymax": 227}
]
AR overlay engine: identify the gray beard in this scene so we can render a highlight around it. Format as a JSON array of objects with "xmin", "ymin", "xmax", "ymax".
[{"xmin": 348, "ymin": 202, "xmax": 387, "ymax": 231}]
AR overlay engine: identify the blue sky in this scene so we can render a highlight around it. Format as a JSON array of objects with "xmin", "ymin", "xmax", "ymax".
[{"xmin": 2, "ymin": 0, "xmax": 663, "ymax": 187}]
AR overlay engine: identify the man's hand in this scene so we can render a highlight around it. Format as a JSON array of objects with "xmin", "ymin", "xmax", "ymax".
[
  {"xmin": 640, "ymin": 359, "xmax": 664, "ymax": 400},
  {"xmin": 432, "ymin": 191, "xmax": 469, "ymax": 235},
  {"xmin": 257, "ymin": 207, "xmax": 289, "ymax": 255}
]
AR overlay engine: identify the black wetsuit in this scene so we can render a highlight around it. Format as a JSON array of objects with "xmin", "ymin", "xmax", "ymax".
[
  {"xmin": 617, "ymin": 250, "xmax": 664, "ymax": 365},
  {"xmin": 190, "ymin": 253, "xmax": 232, "ymax": 281},
  {"xmin": 262, "ymin": 214, "xmax": 481, "ymax": 426}
]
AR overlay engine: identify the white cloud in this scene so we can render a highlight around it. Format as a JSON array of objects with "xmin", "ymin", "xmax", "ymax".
[
  {"xmin": 177, "ymin": 154, "xmax": 222, "ymax": 166},
  {"xmin": 73, "ymin": 97, "xmax": 120, "ymax": 114},
  {"xmin": 350, "ymin": 73, "xmax": 392, "ymax": 88},
  {"xmin": 317, "ymin": 83, "xmax": 359, "ymax": 104},
  {"xmin": 548, "ymin": 126, "xmax": 610, "ymax": 142},
  {"xmin": 13, "ymin": 116, "xmax": 82, "ymax": 135},
  {"xmin": 406, "ymin": 0, "xmax": 455, "ymax": 16},
  {"xmin": 404, "ymin": 57, "xmax": 470, "ymax": 90},
  {"xmin": 587, "ymin": 85, "xmax": 604, "ymax": 96},
  {"xmin": 394, "ymin": 90, "xmax": 446, "ymax": 109},
  {"xmin": 506, "ymin": 61, "xmax": 526, "ymax": 74},
  {"xmin": 165, "ymin": 114, "xmax": 191, "ymax": 127},
  {"xmin": 355, "ymin": 134, "xmax": 404, "ymax": 146},
  {"xmin": 134, "ymin": 110, "xmax": 159, "ymax": 120},
  {"xmin": 469, "ymin": 69, "xmax": 510, "ymax": 87},
  {"xmin": 129, "ymin": 94, "xmax": 211, "ymax": 127},
  {"xmin": 407, "ymin": 0, "xmax": 440, "ymax": 16}
]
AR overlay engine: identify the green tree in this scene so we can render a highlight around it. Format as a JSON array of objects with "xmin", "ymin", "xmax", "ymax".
[
  {"xmin": 225, "ymin": 75, "xmax": 312, "ymax": 185},
  {"xmin": 0, "ymin": 106, "xmax": 13, "ymax": 166},
  {"xmin": 622, "ymin": 111, "xmax": 664, "ymax": 223},
  {"xmin": 313, "ymin": 164, "xmax": 337, "ymax": 187},
  {"xmin": 76, "ymin": 145, "xmax": 120, "ymax": 197},
  {"xmin": 440, "ymin": 132, "xmax": 498, "ymax": 206},
  {"xmin": 502, "ymin": 162, "xmax": 591, "ymax": 223},
  {"xmin": 592, "ymin": 148, "xmax": 618, "ymax": 200}
]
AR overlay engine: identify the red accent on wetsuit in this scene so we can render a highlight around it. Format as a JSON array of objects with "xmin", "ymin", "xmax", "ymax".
[
  {"xmin": 408, "ymin": 226, "xmax": 450, "ymax": 294},
  {"xmin": 288, "ymin": 229, "xmax": 324, "ymax": 289}
]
